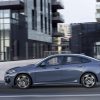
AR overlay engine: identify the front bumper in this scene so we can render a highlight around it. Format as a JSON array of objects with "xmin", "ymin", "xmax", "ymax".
[
  {"xmin": 4, "ymin": 74, "xmax": 16, "ymax": 87},
  {"xmin": 5, "ymin": 76, "xmax": 11, "ymax": 84}
]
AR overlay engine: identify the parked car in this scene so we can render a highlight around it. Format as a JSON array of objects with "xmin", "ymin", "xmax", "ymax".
[{"xmin": 4, "ymin": 54, "xmax": 100, "ymax": 89}]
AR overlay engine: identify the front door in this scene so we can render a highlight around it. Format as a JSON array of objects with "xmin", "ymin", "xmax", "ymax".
[{"xmin": 34, "ymin": 56, "xmax": 64, "ymax": 84}]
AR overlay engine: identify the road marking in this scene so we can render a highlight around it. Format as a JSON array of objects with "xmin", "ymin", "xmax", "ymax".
[{"xmin": 0, "ymin": 94, "xmax": 100, "ymax": 98}]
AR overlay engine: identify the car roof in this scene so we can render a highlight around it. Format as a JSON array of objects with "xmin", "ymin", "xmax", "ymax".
[
  {"xmin": 47, "ymin": 54, "xmax": 99, "ymax": 61},
  {"xmin": 48, "ymin": 54, "xmax": 85, "ymax": 57}
]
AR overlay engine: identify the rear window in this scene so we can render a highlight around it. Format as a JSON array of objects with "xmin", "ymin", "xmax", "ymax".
[
  {"xmin": 81, "ymin": 57, "xmax": 91, "ymax": 63},
  {"xmin": 63, "ymin": 56, "xmax": 91, "ymax": 64}
]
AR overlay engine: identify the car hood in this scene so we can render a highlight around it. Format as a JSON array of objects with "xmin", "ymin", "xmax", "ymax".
[{"xmin": 10, "ymin": 64, "xmax": 37, "ymax": 72}]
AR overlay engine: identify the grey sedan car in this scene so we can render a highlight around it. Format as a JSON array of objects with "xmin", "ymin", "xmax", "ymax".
[{"xmin": 4, "ymin": 54, "xmax": 100, "ymax": 89}]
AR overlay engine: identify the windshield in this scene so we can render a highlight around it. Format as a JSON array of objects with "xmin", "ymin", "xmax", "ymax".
[{"xmin": 34, "ymin": 58, "xmax": 45, "ymax": 65}]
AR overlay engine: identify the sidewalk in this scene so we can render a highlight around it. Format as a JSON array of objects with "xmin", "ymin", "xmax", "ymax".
[{"xmin": 0, "ymin": 59, "xmax": 40, "ymax": 81}]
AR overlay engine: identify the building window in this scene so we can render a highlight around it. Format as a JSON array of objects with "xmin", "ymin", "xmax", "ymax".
[
  {"xmin": 45, "ymin": 17, "xmax": 47, "ymax": 34},
  {"xmin": 0, "ymin": 10, "xmax": 3, "ymax": 18},
  {"xmin": 4, "ymin": 10, "xmax": 10, "ymax": 18},
  {"xmin": 41, "ymin": 14, "xmax": 43, "ymax": 32},
  {"xmin": 40, "ymin": 0, "xmax": 43, "ymax": 12},
  {"xmin": 0, "ymin": 9, "xmax": 11, "ymax": 61},
  {"xmin": 48, "ymin": 3, "xmax": 51, "ymax": 35},
  {"xmin": 34, "ymin": 0, "xmax": 37, "ymax": 9},
  {"xmin": 32, "ymin": 10, "xmax": 35, "ymax": 29},
  {"xmin": 33, "ymin": 0, "xmax": 37, "ymax": 30},
  {"xmin": 32, "ymin": 10, "xmax": 37, "ymax": 30},
  {"xmin": 44, "ymin": 0, "xmax": 46, "ymax": 14}
]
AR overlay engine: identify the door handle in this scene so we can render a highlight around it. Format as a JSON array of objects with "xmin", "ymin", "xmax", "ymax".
[
  {"xmin": 78, "ymin": 65, "xmax": 83, "ymax": 67},
  {"xmin": 55, "ymin": 67, "xmax": 60, "ymax": 69}
]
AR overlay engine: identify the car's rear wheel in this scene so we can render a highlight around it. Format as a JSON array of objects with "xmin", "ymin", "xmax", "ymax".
[
  {"xmin": 15, "ymin": 74, "xmax": 31, "ymax": 89},
  {"xmin": 81, "ymin": 73, "xmax": 96, "ymax": 88}
]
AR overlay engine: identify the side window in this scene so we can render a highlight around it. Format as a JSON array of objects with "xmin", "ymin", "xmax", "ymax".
[
  {"xmin": 63, "ymin": 56, "xmax": 91, "ymax": 65},
  {"xmin": 63, "ymin": 56, "xmax": 83, "ymax": 64},
  {"xmin": 81, "ymin": 58, "xmax": 91, "ymax": 63},
  {"xmin": 69, "ymin": 56, "xmax": 82, "ymax": 64},
  {"xmin": 46, "ymin": 56, "xmax": 63, "ymax": 66}
]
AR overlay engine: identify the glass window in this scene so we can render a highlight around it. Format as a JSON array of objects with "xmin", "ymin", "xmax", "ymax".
[
  {"xmin": 63, "ymin": 56, "xmax": 91, "ymax": 64},
  {"xmin": 41, "ymin": 14, "xmax": 43, "ymax": 32},
  {"xmin": 81, "ymin": 58, "xmax": 91, "ymax": 63},
  {"xmin": 0, "ymin": 30, "xmax": 4, "ymax": 39},
  {"xmin": 12, "ymin": 13, "xmax": 16, "ymax": 19},
  {"xmin": 12, "ymin": 12, "xmax": 18, "ymax": 19},
  {"xmin": 4, "ymin": 10, "xmax": 10, "ymax": 18},
  {"xmin": 0, "ymin": 24, "xmax": 3, "ymax": 30},
  {"xmin": 1, "ymin": 40, "xmax": 4, "ymax": 52},
  {"xmin": 40, "ymin": 0, "xmax": 43, "ymax": 11},
  {"xmin": 0, "ymin": 10, "xmax": 3, "ymax": 18},
  {"xmin": 46, "ymin": 56, "xmax": 63, "ymax": 66},
  {"xmin": 32, "ymin": 10, "xmax": 37, "ymax": 30},
  {"xmin": 34, "ymin": 0, "xmax": 37, "ymax": 8},
  {"xmin": 4, "ymin": 24, "xmax": 10, "ymax": 30},
  {"xmin": 0, "ymin": 19, "xmax": 3, "ymax": 23},
  {"xmin": 4, "ymin": 18, "xmax": 10, "ymax": 23},
  {"xmin": 5, "ymin": 30, "xmax": 10, "ymax": 39},
  {"xmin": 11, "ymin": 19, "xmax": 18, "ymax": 24},
  {"xmin": 5, "ymin": 39, "xmax": 10, "ymax": 47}
]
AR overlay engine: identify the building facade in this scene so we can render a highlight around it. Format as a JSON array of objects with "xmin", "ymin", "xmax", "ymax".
[
  {"xmin": 0, "ymin": 0, "xmax": 52, "ymax": 61},
  {"xmin": 57, "ymin": 23, "xmax": 71, "ymax": 52},
  {"xmin": 96, "ymin": 0, "xmax": 100, "ymax": 22},
  {"xmin": 58, "ymin": 23, "xmax": 71, "ymax": 39},
  {"xmin": 51, "ymin": 0, "xmax": 64, "ymax": 51},
  {"xmin": 70, "ymin": 22, "xmax": 100, "ymax": 58},
  {"xmin": 95, "ymin": 0, "xmax": 100, "ymax": 59}
]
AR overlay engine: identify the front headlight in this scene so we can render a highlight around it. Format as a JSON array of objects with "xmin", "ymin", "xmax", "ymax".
[{"xmin": 6, "ymin": 69, "xmax": 16, "ymax": 74}]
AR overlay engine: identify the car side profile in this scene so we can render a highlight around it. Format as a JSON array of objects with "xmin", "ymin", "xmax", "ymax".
[{"xmin": 4, "ymin": 54, "xmax": 100, "ymax": 89}]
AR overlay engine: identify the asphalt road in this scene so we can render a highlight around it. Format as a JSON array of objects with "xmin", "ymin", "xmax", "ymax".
[{"xmin": 1, "ymin": 83, "xmax": 100, "ymax": 100}]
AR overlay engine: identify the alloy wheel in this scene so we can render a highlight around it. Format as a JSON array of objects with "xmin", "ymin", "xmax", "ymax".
[
  {"xmin": 15, "ymin": 74, "xmax": 31, "ymax": 89},
  {"xmin": 81, "ymin": 73, "xmax": 96, "ymax": 88}
]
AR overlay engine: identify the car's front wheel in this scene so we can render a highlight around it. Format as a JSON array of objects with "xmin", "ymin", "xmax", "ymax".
[
  {"xmin": 15, "ymin": 74, "xmax": 32, "ymax": 89},
  {"xmin": 81, "ymin": 73, "xmax": 97, "ymax": 88}
]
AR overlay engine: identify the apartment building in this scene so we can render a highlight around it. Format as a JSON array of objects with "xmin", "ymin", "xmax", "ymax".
[
  {"xmin": 0, "ymin": 0, "xmax": 52, "ymax": 61},
  {"xmin": 70, "ymin": 22, "xmax": 100, "ymax": 58},
  {"xmin": 57, "ymin": 23, "xmax": 71, "ymax": 52},
  {"xmin": 95, "ymin": 0, "xmax": 100, "ymax": 59},
  {"xmin": 51, "ymin": 0, "xmax": 64, "ymax": 51},
  {"xmin": 96, "ymin": 0, "xmax": 100, "ymax": 22}
]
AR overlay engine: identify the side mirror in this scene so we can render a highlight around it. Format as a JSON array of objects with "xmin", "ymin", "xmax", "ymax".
[{"xmin": 40, "ymin": 63, "xmax": 46, "ymax": 68}]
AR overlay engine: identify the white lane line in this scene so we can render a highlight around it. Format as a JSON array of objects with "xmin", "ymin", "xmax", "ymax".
[{"xmin": 0, "ymin": 94, "xmax": 100, "ymax": 98}]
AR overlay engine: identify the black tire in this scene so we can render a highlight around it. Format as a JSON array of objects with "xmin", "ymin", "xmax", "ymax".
[
  {"xmin": 81, "ymin": 73, "xmax": 96, "ymax": 88},
  {"xmin": 15, "ymin": 74, "xmax": 31, "ymax": 89}
]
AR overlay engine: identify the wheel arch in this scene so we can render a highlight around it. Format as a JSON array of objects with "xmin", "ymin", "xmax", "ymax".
[
  {"xmin": 80, "ymin": 72, "xmax": 98, "ymax": 84},
  {"xmin": 14, "ymin": 73, "xmax": 33, "ymax": 86}
]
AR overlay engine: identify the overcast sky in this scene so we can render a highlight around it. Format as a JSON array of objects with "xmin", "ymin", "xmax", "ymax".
[{"xmin": 59, "ymin": 0, "xmax": 96, "ymax": 24}]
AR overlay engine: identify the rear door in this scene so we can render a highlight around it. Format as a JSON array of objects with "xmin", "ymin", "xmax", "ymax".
[{"xmin": 60, "ymin": 56, "xmax": 85, "ymax": 83}]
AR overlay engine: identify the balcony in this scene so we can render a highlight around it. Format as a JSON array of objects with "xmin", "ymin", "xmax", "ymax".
[
  {"xmin": 52, "ymin": 0, "xmax": 64, "ymax": 10},
  {"xmin": 52, "ymin": 12, "xmax": 64, "ymax": 23},
  {"xmin": 0, "ymin": 0, "xmax": 24, "ymax": 10},
  {"xmin": 96, "ymin": 3, "xmax": 100, "ymax": 11},
  {"xmin": 96, "ymin": 13, "xmax": 100, "ymax": 21},
  {"xmin": 52, "ymin": 32, "xmax": 64, "ymax": 37},
  {"xmin": 52, "ymin": 29, "xmax": 64, "ymax": 37}
]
